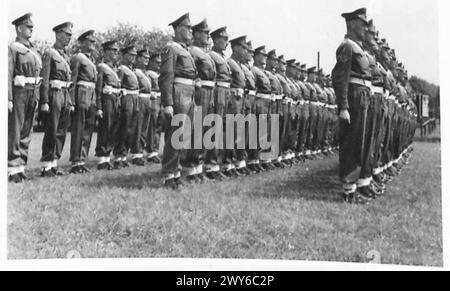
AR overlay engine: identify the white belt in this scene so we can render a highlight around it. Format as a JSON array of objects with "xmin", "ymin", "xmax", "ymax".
[
  {"xmin": 231, "ymin": 88, "xmax": 245, "ymax": 96},
  {"xmin": 349, "ymin": 77, "xmax": 371, "ymax": 88},
  {"xmin": 174, "ymin": 77, "xmax": 195, "ymax": 86},
  {"xmin": 247, "ymin": 90, "xmax": 257, "ymax": 96},
  {"xmin": 384, "ymin": 90, "xmax": 390, "ymax": 99},
  {"xmin": 77, "ymin": 81, "xmax": 95, "ymax": 89},
  {"xmin": 139, "ymin": 93, "xmax": 152, "ymax": 98},
  {"xmin": 199, "ymin": 80, "xmax": 216, "ymax": 88},
  {"xmin": 311, "ymin": 101, "xmax": 321, "ymax": 106},
  {"xmin": 151, "ymin": 92, "xmax": 161, "ymax": 98},
  {"xmin": 256, "ymin": 93, "xmax": 272, "ymax": 100},
  {"xmin": 49, "ymin": 80, "xmax": 72, "ymax": 89},
  {"xmin": 122, "ymin": 89, "xmax": 140, "ymax": 95},
  {"xmin": 387, "ymin": 95, "xmax": 396, "ymax": 101},
  {"xmin": 273, "ymin": 94, "xmax": 283, "ymax": 101},
  {"xmin": 14, "ymin": 75, "xmax": 42, "ymax": 87},
  {"xmin": 102, "ymin": 85, "xmax": 121, "ymax": 95},
  {"xmin": 216, "ymin": 81, "xmax": 231, "ymax": 88},
  {"xmin": 371, "ymin": 86, "xmax": 384, "ymax": 95},
  {"xmin": 282, "ymin": 97, "xmax": 293, "ymax": 104},
  {"xmin": 298, "ymin": 100, "xmax": 306, "ymax": 105}
]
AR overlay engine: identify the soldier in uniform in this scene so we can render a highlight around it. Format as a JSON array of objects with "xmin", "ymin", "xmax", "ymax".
[
  {"xmin": 316, "ymin": 69, "xmax": 332, "ymax": 156},
  {"xmin": 312, "ymin": 68, "xmax": 328, "ymax": 158},
  {"xmin": 305, "ymin": 66, "xmax": 319, "ymax": 159},
  {"xmin": 188, "ymin": 18, "xmax": 216, "ymax": 183},
  {"xmin": 134, "ymin": 49, "xmax": 154, "ymax": 166},
  {"xmin": 39, "ymin": 22, "xmax": 73, "ymax": 177},
  {"xmin": 331, "ymin": 8, "xmax": 374, "ymax": 203},
  {"xmin": 159, "ymin": 13, "xmax": 197, "ymax": 189},
  {"xmin": 265, "ymin": 49, "xmax": 285, "ymax": 167},
  {"xmin": 227, "ymin": 35, "xmax": 251, "ymax": 177},
  {"xmin": 69, "ymin": 30, "xmax": 97, "ymax": 174},
  {"xmin": 284, "ymin": 59, "xmax": 302, "ymax": 165},
  {"xmin": 8, "ymin": 13, "xmax": 42, "ymax": 183},
  {"xmin": 241, "ymin": 41, "xmax": 263, "ymax": 173},
  {"xmin": 361, "ymin": 20, "xmax": 386, "ymax": 195},
  {"xmin": 95, "ymin": 40, "xmax": 121, "ymax": 170},
  {"xmin": 275, "ymin": 55, "xmax": 292, "ymax": 168},
  {"xmin": 145, "ymin": 53, "xmax": 162, "ymax": 164},
  {"xmin": 207, "ymin": 27, "xmax": 232, "ymax": 180},
  {"xmin": 252, "ymin": 45, "xmax": 274, "ymax": 171},
  {"xmin": 113, "ymin": 45, "xmax": 140, "ymax": 168},
  {"xmin": 295, "ymin": 64, "xmax": 311, "ymax": 160}
]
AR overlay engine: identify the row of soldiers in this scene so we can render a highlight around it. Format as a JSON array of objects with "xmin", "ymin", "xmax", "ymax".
[
  {"xmin": 159, "ymin": 13, "xmax": 342, "ymax": 189},
  {"xmin": 7, "ymin": 12, "xmax": 341, "ymax": 187},
  {"xmin": 7, "ymin": 11, "xmax": 418, "ymax": 205},
  {"xmin": 331, "ymin": 8, "xmax": 418, "ymax": 204},
  {"xmin": 8, "ymin": 13, "xmax": 163, "ymax": 182}
]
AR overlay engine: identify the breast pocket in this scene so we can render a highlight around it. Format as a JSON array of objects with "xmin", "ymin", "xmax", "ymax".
[{"xmin": 52, "ymin": 58, "xmax": 67, "ymax": 77}]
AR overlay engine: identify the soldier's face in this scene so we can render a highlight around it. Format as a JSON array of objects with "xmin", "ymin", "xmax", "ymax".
[
  {"xmin": 214, "ymin": 37, "xmax": 228, "ymax": 51},
  {"xmin": 246, "ymin": 50, "xmax": 254, "ymax": 62},
  {"xmin": 137, "ymin": 55, "xmax": 149, "ymax": 67},
  {"xmin": 128, "ymin": 54, "xmax": 136, "ymax": 63},
  {"xmin": 56, "ymin": 31, "xmax": 72, "ymax": 47},
  {"xmin": 82, "ymin": 39, "xmax": 96, "ymax": 52},
  {"xmin": 149, "ymin": 59, "xmax": 161, "ymax": 71},
  {"xmin": 18, "ymin": 24, "xmax": 33, "ymax": 39},
  {"xmin": 365, "ymin": 31, "xmax": 375, "ymax": 44},
  {"xmin": 234, "ymin": 45, "xmax": 246, "ymax": 60},
  {"xmin": 194, "ymin": 31, "xmax": 210, "ymax": 46},
  {"xmin": 254, "ymin": 54, "xmax": 267, "ymax": 66},
  {"xmin": 178, "ymin": 24, "xmax": 193, "ymax": 42},
  {"xmin": 105, "ymin": 49, "xmax": 119, "ymax": 62},
  {"xmin": 350, "ymin": 19, "xmax": 366, "ymax": 40}
]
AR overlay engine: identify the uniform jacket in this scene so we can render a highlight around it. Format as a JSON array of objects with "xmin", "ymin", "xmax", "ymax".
[
  {"xmin": 8, "ymin": 39, "xmax": 42, "ymax": 101},
  {"xmin": 159, "ymin": 41, "xmax": 197, "ymax": 107},
  {"xmin": 331, "ymin": 36, "xmax": 371, "ymax": 110},
  {"xmin": 40, "ymin": 45, "xmax": 71, "ymax": 104}
]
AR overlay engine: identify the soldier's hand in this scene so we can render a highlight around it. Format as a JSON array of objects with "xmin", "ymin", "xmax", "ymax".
[
  {"xmin": 163, "ymin": 106, "xmax": 174, "ymax": 117},
  {"xmin": 69, "ymin": 106, "xmax": 75, "ymax": 113},
  {"xmin": 41, "ymin": 103, "xmax": 50, "ymax": 113},
  {"xmin": 339, "ymin": 109, "xmax": 351, "ymax": 124},
  {"xmin": 96, "ymin": 110, "xmax": 104, "ymax": 119},
  {"xmin": 8, "ymin": 101, "xmax": 13, "ymax": 113}
]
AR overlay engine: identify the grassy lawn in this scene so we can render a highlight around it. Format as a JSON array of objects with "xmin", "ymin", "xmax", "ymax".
[{"xmin": 7, "ymin": 133, "xmax": 442, "ymax": 266}]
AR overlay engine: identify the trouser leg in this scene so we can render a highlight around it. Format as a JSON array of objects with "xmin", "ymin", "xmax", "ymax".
[
  {"xmin": 95, "ymin": 94, "xmax": 120, "ymax": 158},
  {"xmin": 339, "ymin": 85, "xmax": 370, "ymax": 185},
  {"xmin": 70, "ymin": 86, "xmax": 95, "ymax": 164},
  {"xmin": 113, "ymin": 94, "xmax": 135, "ymax": 159},
  {"xmin": 185, "ymin": 87, "xmax": 213, "ymax": 175},
  {"xmin": 139, "ymin": 97, "xmax": 152, "ymax": 156},
  {"xmin": 41, "ymin": 89, "xmax": 64, "ymax": 163},
  {"xmin": 246, "ymin": 95, "xmax": 259, "ymax": 165},
  {"xmin": 146, "ymin": 98, "xmax": 161, "ymax": 157},
  {"xmin": 8, "ymin": 87, "xmax": 37, "ymax": 173},
  {"xmin": 162, "ymin": 84, "xmax": 195, "ymax": 178}
]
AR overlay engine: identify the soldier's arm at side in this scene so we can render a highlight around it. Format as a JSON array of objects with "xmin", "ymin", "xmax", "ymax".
[
  {"xmin": 8, "ymin": 45, "xmax": 15, "ymax": 103},
  {"xmin": 158, "ymin": 45, "xmax": 176, "ymax": 107},
  {"xmin": 95, "ymin": 65, "xmax": 104, "ymax": 111},
  {"xmin": 39, "ymin": 49, "xmax": 52, "ymax": 105},
  {"xmin": 332, "ymin": 43, "xmax": 352, "ymax": 111},
  {"xmin": 70, "ymin": 55, "xmax": 81, "ymax": 106}
]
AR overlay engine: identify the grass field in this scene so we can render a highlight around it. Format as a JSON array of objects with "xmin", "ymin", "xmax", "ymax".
[{"xmin": 7, "ymin": 132, "xmax": 442, "ymax": 266}]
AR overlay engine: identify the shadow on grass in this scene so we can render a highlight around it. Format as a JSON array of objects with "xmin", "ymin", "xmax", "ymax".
[
  {"xmin": 249, "ymin": 165, "xmax": 344, "ymax": 203},
  {"xmin": 86, "ymin": 170, "xmax": 163, "ymax": 190}
]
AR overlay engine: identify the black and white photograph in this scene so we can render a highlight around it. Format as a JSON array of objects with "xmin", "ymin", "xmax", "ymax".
[{"xmin": 2, "ymin": 0, "xmax": 446, "ymax": 271}]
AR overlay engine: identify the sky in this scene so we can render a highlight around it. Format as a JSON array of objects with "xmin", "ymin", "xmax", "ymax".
[{"xmin": 7, "ymin": 0, "xmax": 440, "ymax": 84}]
